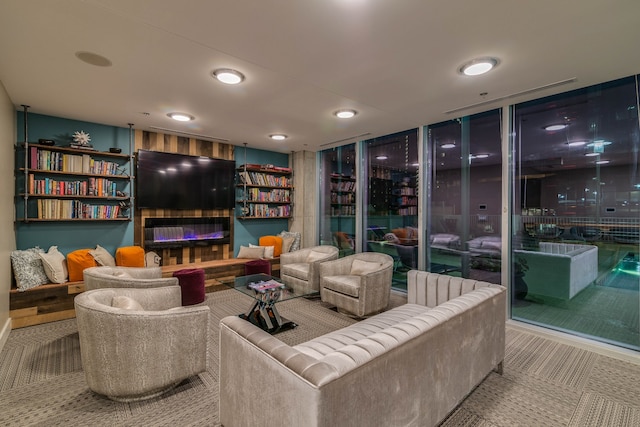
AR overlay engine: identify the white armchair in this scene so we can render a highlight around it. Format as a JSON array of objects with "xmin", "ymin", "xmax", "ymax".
[
  {"xmin": 74, "ymin": 285, "xmax": 210, "ymax": 402},
  {"xmin": 83, "ymin": 265, "xmax": 178, "ymax": 291},
  {"xmin": 319, "ymin": 252, "xmax": 394, "ymax": 317},
  {"xmin": 280, "ymin": 245, "xmax": 339, "ymax": 294}
]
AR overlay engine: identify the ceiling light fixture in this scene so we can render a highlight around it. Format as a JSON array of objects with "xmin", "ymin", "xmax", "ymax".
[
  {"xmin": 441, "ymin": 143, "xmax": 456, "ymax": 149},
  {"xmin": 167, "ymin": 112, "xmax": 195, "ymax": 122},
  {"xmin": 585, "ymin": 152, "xmax": 600, "ymax": 157},
  {"xmin": 459, "ymin": 57, "xmax": 498, "ymax": 76},
  {"xmin": 334, "ymin": 109, "xmax": 357, "ymax": 119},
  {"xmin": 212, "ymin": 68, "xmax": 245, "ymax": 85},
  {"xmin": 544, "ymin": 124, "xmax": 568, "ymax": 131},
  {"xmin": 567, "ymin": 141, "xmax": 587, "ymax": 147},
  {"xmin": 595, "ymin": 160, "xmax": 610, "ymax": 165},
  {"xmin": 269, "ymin": 134, "xmax": 288, "ymax": 140},
  {"xmin": 376, "ymin": 155, "xmax": 388, "ymax": 160}
]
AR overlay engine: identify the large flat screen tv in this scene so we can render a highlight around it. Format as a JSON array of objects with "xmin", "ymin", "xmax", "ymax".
[{"xmin": 136, "ymin": 150, "xmax": 235, "ymax": 210}]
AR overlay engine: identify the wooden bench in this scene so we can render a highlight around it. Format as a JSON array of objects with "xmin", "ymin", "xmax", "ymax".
[{"xmin": 10, "ymin": 257, "xmax": 280, "ymax": 328}]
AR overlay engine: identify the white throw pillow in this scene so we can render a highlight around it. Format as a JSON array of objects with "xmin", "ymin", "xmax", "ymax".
[
  {"xmin": 38, "ymin": 246, "xmax": 68, "ymax": 284},
  {"xmin": 350, "ymin": 259, "xmax": 382, "ymax": 276},
  {"xmin": 237, "ymin": 245, "xmax": 265, "ymax": 259},
  {"xmin": 306, "ymin": 250, "xmax": 328, "ymax": 263},
  {"xmin": 250, "ymin": 244, "xmax": 274, "ymax": 259},
  {"xmin": 90, "ymin": 244, "xmax": 116, "ymax": 267},
  {"xmin": 112, "ymin": 295, "xmax": 144, "ymax": 311},
  {"xmin": 281, "ymin": 236, "xmax": 295, "ymax": 253}
]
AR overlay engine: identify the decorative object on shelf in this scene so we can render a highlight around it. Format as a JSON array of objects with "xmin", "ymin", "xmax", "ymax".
[
  {"xmin": 38, "ymin": 138, "xmax": 55, "ymax": 146},
  {"xmin": 109, "ymin": 147, "xmax": 122, "ymax": 153},
  {"xmin": 71, "ymin": 130, "xmax": 93, "ymax": 149}
]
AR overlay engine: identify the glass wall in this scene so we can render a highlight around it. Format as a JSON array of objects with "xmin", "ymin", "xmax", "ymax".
[
  {"xmin": 318, "ymin": 144, "xmax": 357, "ymax": 257},
  {"xmin": 511, "ymin": 76, "xmax": 639, "ymax": 350},
  {"xmin": 362, "ymin": 129, "xmax": 419, "ymax": 291},
  {"xmin": 427, "ymin": 110, "xmax": 503, "ymax": 284}
]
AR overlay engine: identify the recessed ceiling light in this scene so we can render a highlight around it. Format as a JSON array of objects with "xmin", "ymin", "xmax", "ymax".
[
  {"xmin": 75, "ymin": 51, "xmax": 112, "ymax": 67},
  {"xmin": 441, "ymin": 143, "xmax": 456, "ymax": 149},
  {"xmin": 459, "ymin": 57, "xmax": 498, "ymax": 76},
  {"xmin": 212, "ymin": 68, "xmax": 245, "ymax": 85},
  {"xmin": 412, "ymin": 162, "xmax": 420, "ymax": 167},
  {"xmin": 474, "ymin": 154, "xmax": 489, "ymax": 159},
  {"xmin": 595, "ymin": 160, "xmax": 610, "ymax": 165},
  {"xmin": 334, "ymin": 109, "xmax": 357, "ymax": 119},
  {"xmin": 167, "ymin": 112, "xmax": 195, "ymax": 122},
  {"xmin": 376, "ymin": 155, "xmax": 388, "ymax": 160},
  {"xmin": 544, "ymin": 124, "xmax": 568, "ymax": 131},
  {"xmin": 269, "ymin": 134, "xmax": 288, "ymax": 140},
  {"xmin": 567, "ymin": 141, "xmax": 587, "ymax": 147},
  {"xmin": 585, "ymin": 152, "xmax": 600, "ymax": 157}
]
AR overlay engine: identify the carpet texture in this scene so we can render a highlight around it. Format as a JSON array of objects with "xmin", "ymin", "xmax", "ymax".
[{"xmin": 1, "ymin": 289, "xmax": 639, "ymax": 426}]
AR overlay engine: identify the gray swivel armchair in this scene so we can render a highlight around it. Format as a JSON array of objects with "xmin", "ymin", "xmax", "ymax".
[
  {"xmin": 74, "ymin": 285, "xmax": 210, "ymax": 402},
  {"xmin": 83, "ymin": 265, "xmax": 178, "ymax": 291},
  {"xmin": 319, "ymin": 252, "xmax": 394, "ymax": 317},
  {"xmin": 280, "ymin": 245, "xmax": 339, "ymax": 294}
]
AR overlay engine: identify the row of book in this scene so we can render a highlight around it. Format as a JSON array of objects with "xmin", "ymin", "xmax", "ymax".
[
  {"xmin": 238, "ymin": 164, "xmax": 291, "ymax": 173},
  {"xmin": 331, "ymin": 205, "xmax": 355, "ymax": 216},
  {"xmin": 29, "ymin": 176, "xmax": 119, "ymax": 197},
  {"xmin": 243, "ymin": 188, "xmax": 291, "ymax": 203},
  {"xmin": 239, "ymin": 171, "xmax": 291, "ymax": 187},
  {"xmin": 29, "ymin": 147, "xmax": 123, "ymax": 175},
  {"xmin": 36, "ymin": 199, "xmax": 121, "ymax": 219},
  {"xmin": 330, "ymin": 181, "xmax": 355, "ymax": 192},
  {"xmin": 397, "ymin": 206, "xmax": 418, "ymax": 216},
  {"xmin": 243, "ymin": 204, "xmax": 291, "ymax": 218},
  {"xmin": 330, "ymin": 193, "xmax": 355, "ymax": 204}
]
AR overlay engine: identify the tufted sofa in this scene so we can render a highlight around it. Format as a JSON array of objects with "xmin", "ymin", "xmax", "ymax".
[
  {"xmin": 219, "ymin": 271, "xmax": 506, "ymax": 427},
  {"xmin": 514, "ymin": 242, "xmax": 598, "ymax": 300}
]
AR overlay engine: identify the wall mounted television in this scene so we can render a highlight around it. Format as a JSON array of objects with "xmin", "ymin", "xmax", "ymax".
[{"xmin": 136, "ymin": 150, "xmax": 236, "ymax": 210}]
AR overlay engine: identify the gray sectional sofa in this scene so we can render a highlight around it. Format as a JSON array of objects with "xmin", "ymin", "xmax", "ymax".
[{"xmin": 219, "ymin": 270, "xmax": 506, "ymax": 427}]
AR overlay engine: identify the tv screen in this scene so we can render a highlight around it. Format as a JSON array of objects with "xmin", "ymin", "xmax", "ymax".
[{"xmin": 136, "ymin": 150, "xmax": 236, "ymax": 210}]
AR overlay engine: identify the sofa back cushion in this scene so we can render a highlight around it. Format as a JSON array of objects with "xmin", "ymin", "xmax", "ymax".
[{"xmin": 407, "ymin": 270, "xmax": 500, "ymax": 307}]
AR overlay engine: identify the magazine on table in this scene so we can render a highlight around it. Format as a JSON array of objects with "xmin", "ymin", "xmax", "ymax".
[{"xmin": 247, "ymin": 279, "xmax": 285, "ymax": 292}]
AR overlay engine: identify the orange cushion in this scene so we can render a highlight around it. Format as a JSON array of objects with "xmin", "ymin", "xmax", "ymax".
[
  {"xmin": 67, "ymin": 249, "xmax": 97, "ymax": 281},
  {"xmin": 115, "ymin": 246, "xmax": 145, "ymax": 267},
  {"xmin": 259, "ymin": 235, "xmax": 283, "ymax": 257}
]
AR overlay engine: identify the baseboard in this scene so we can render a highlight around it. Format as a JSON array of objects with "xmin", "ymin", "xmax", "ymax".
[{"xmin": 0, "ymin": 316, "xmax": 11, "ymax": 353}]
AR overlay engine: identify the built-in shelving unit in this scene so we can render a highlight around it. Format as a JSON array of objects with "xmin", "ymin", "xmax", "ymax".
[
  {"xmin": 330, "ymin": 174, "xmax": 356, "ymax": 217},
  {"xmin": 236, "ymin": 164, "xmax": 293, "ymax": 219},
  {"xmin": 16, "ymin": 105, "xmax": 133, "ymax": 222}
]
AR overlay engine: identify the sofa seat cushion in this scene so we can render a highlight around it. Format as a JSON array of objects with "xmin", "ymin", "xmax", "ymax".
[
  {"xmin": 281, "ymin": 263, "xmax": 309, "ymax": 281},
  {"xmin": 293, "ymin": 303, "xmax": 429, "ymax": 359},
  {"xmin": 322, "ymin": 275, "xmax": 362, "ymax": 298}
]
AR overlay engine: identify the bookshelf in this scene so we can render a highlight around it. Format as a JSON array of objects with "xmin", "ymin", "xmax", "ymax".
[
  {"xmin": 330, "ymin": 174, "xmax": 356, "ymax": 217},
  {"xmin": 236, "ymin": 164, "xmax": 293, "ymax": 219}
]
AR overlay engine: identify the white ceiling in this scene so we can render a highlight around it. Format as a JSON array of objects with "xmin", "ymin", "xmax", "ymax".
[{"xmin": 1, "ymin": 0, "xmax": 640, "ymax": 154}]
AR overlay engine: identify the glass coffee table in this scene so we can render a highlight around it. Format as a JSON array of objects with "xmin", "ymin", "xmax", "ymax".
[{"xmin": 222, "ymin": 273, "xmax": 312, "ymax": 334}]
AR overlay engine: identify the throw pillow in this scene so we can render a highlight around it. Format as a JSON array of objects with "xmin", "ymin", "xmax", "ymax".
[
  {"xmin": 383, "ymin": 233, "xmax": 400, "ymax": 244},
  {"xmin": 89, "ymin": 244, "xmax": 116, "ymax": 267},
  {"xmin": 237, "ymin": 245, "xmax": 265, "ymax": 259},
  {"xmin": 11, "ymin": 247, "xmax": 49, "ymax": 291},
  {"xmin": 306, "ymin": 250, "xmax": 327, "ymax": 263},
  {"xmin": 278, "ymin": 231, "xmax": 301, "ymax": 252},
  {"xmin": 145, "ymin": 251, "xmax": 161, "ymax": 267},
  {"xmin": 112, "ymin": 295, "xmax": 144, "ymax": 311},
  {"xmin": 281, "ymin": 236, "xmax": 295, "ymax": 253},
  {"xmin": 258, "ymin": 235, "xmax": 284, "ymax": 257},
  {"xmin": 250, "ymin": 244, "xmax": 274, "ymax": 259},
  {"xmin": 115, "ymin": 246, "xmax": 145, "ymax": 267},
  {"xmin": 66, "ymin": 248, "xmax": 97, "ymax": 282},
  {"xmin": 38, "ymin": 246, "xmax": 68, "ymax": 284},
  {"xmin": 350, "ymin": 259, "xmax": 382, "ymax": 276}
]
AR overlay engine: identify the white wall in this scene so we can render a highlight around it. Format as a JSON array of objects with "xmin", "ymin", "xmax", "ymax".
[{"xmin": 0, "ymin": 80, "xmax": 16, "ymax": 350}]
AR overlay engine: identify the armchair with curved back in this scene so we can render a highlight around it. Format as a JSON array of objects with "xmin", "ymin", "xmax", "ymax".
[
  {"xmin": 83, "ymin": 265, "xmax": 178, "ymax": 291},
  {"xmin": 74, "ymin": 285, "xmax": 210, "ymax": 402},
  {"xmin": 279, "ymin": 245, "xmax": 339, "ymax": 294},
  {"xmin": 319, "ymin": 252, "xmax": 394, "ymax": 317}
]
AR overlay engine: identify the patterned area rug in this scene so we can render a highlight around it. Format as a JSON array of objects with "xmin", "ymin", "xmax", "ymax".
[{"xmin": 1, "ymin": 289, "xmax": 639, "ymax": 426}]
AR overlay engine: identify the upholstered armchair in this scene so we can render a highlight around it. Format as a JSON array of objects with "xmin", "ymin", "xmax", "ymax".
[
  {"xmin": 74, "ymin": 285, "xmax": 210, "ymax": 402},
  {"xmin": 83, "ymin": 265, "xmax": 178, "ymax": 291},
  {"xmin": 280, "ymin": 245, "xmax": 339, "ymax": 294},
  {"xmin": 319, "ymin": 252, "xmax": 394, "ymax": 317}
]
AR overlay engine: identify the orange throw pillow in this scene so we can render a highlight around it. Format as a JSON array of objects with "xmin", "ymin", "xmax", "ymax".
[
  {"xmin": 116, "ymin": 246, "xmax": 145, "ymax": 267},
  {"xmin": 67, "ymin": 249, "xmax": 97, "ymax": 281},
  {"xmin": 259, "ymin": 235, "xmax": 284, "ymax": 257}
]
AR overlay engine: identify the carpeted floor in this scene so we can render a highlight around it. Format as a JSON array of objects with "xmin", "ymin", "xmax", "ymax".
[{"xmin": 1, "ymin": 289, "xmax": 639, "ymax": 426}]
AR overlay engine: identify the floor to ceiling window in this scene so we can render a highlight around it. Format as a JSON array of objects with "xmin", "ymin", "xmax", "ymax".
[
  {"xmin": 362, "ymin": 129, "xmax": 419, "ymax": 291},
  {"xmin": 426, "ymin": 109, "xmax": 503, "ymax": 284},
  {"xmin": 319, "ymin": 144, "xmax": 357, "ymax": 257},
  {"xmin": 511, "ymin": 76, "xmax": 639, "ymax": 350}
]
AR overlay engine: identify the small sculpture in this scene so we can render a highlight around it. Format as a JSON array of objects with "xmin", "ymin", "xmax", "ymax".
[{"xmin": 72, "ymin": 130, "xmax": 91, "ymax": 147}]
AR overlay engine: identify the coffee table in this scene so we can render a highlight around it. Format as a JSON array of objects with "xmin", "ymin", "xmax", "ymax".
[{"xmin": 222, "ymin": 273, "xmax": 312, "ymax": 334}]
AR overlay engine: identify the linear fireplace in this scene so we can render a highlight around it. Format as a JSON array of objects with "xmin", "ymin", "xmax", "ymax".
[{"xmin": 144, "ymin": 217, "xmax": 230, "ymax": 249}]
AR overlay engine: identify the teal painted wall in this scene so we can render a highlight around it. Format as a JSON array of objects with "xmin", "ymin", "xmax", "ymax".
[
  {"xmin": 233, "ymin": 147, "xmax": 290, "ymax": 256},
  {"xmin": 16, "ymin": 112, "xmax": 133, "ymax": 256}
]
